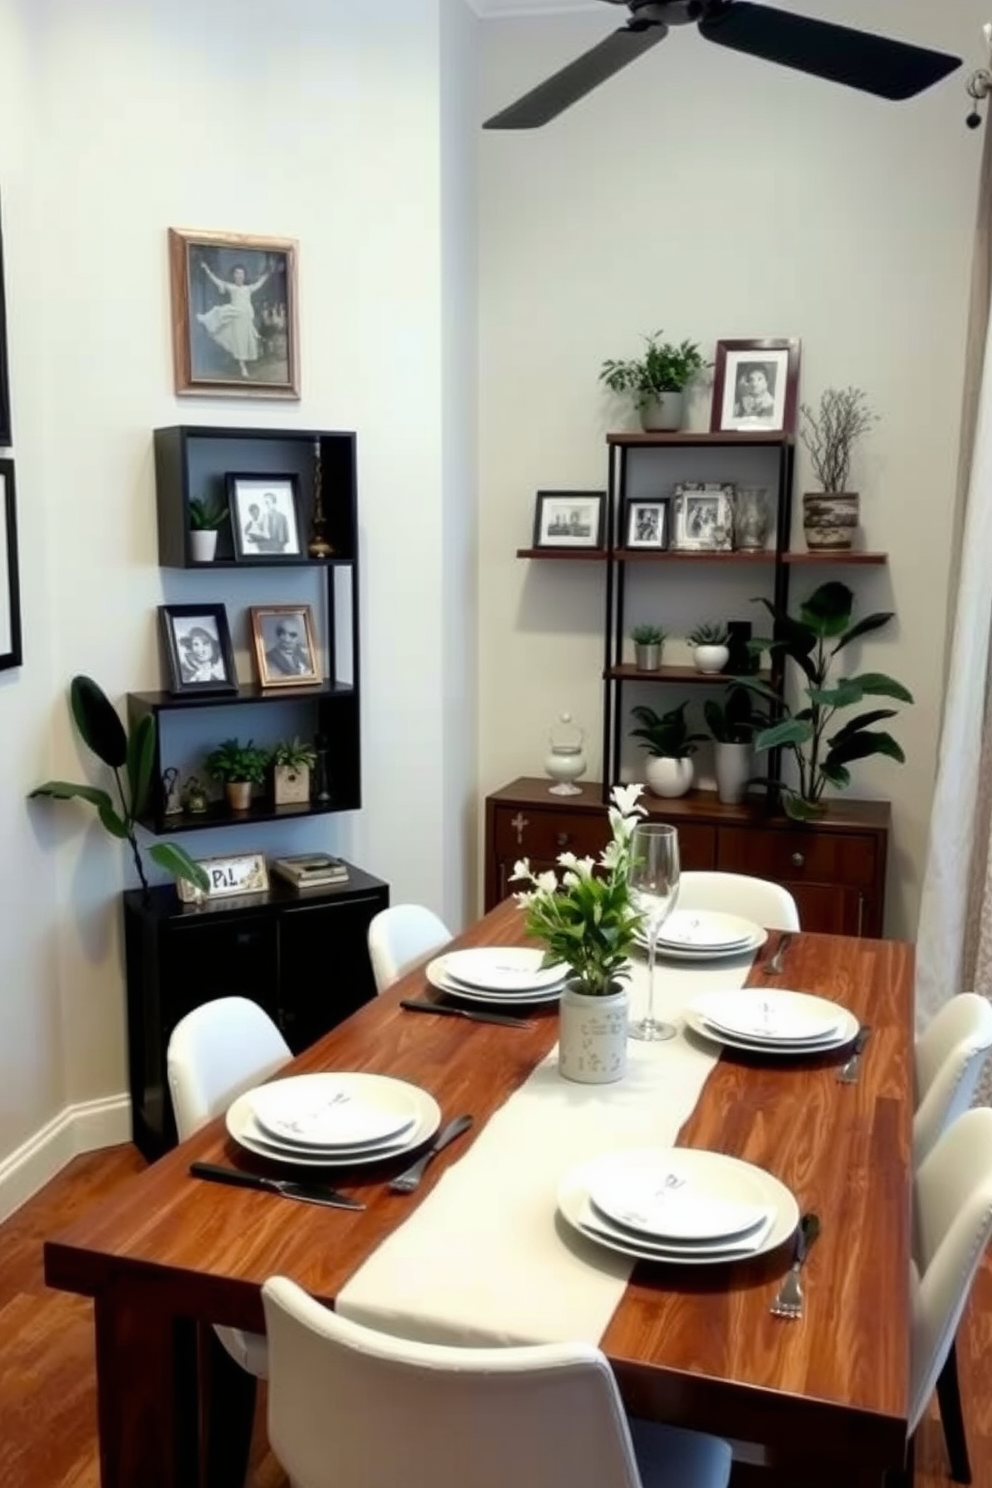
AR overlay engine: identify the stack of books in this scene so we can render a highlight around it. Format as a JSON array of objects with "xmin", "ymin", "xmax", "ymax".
[{"xmin": 271, "ymin": 854, "xmax": 350, "ymax": 891}]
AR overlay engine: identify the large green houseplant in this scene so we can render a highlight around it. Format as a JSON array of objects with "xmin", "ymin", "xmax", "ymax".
[
  {"xmin": 736, "ymin": 581, "xmax": 913, "ymax": 821},
  {"xmin": 29, "ymin": 676, "xmax": 209, "ymax": 896}
]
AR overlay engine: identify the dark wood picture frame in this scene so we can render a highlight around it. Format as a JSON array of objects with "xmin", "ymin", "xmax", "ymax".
[
  {"xmin": 158, "ymin": 603, "xmax": 238, "ymax": 696},
  {"xmin": 250, "ymin": 604, "xmax": 321, "ymax": 689},
  {"xmin": 227, "ymin": 472, "xmax": 302, "ymax": 562},
  {"xmin": 625, "ymin": 498, "xmax": 669, "ymax": 551},
  {"xmin": 168, "ymin": 227, "xmax": 300, "ymax": 400},
  {"xmin": 533, "ymin": 490, "xmax": 605, "ymax": 550},
  {"xmin": 710, "ymin": 338, "xmax": 801, "ymax": 435},
  {"xmin": 0, "ymin": 196, "xmax": 11, "ymax": 448},
  {"xmin": 0, "ymin": 459, "xmax": 22, "ymax": 671}
]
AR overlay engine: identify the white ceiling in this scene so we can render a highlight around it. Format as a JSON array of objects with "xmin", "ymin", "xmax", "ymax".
[{"xmin": 470, "ymin": 1, "xmax": 602, "ymax": 16}]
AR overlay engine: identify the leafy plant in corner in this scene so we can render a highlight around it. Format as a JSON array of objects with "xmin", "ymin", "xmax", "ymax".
[
  {"xmin": 688, "ymin": 621, "xmax": 730, "ymax": 647},
  {"xmin": 189, "ymin": 495, "xmax": 230, "ymax": 532},
  {"xmin": 600, "ymin": 331, "xmax": 707, "ymax": 408},
  {"xmin": 735, "ymin": 581, "xmax": 913, "ymax": 821},
  {"xmin": 205, "ymin": 738, "xmax": 270, "ymax": 786},
  {"xmin": 704, "ymin": 686, "xmax": 768, "ymax": 744},
  {"xmin": 630, "ymin": 623, "xmax": 667, "ymax": 646},
  {"xmin": 630, "ymin": 701, "xmax": 707, "ymax": 760},
  {"xmin": 799, "ymin": 388, "xmax": 877, "ymax": 493},
  {"xmin": 270, "ymin": 737, "xmax": 317, "ymax": 771},
  {"xmin": 28, "ymin": 676, "xmax": 209, "ymax": 896}
]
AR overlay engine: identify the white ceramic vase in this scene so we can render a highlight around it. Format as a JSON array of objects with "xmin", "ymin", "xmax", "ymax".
[
  {"xmin": 693, "ymin": 644, "xmax": 729, "ymax": 675},
  {"xmin": 190, "ymin": 529, "xmax": 218, "ymax": 562},
  {"xmin": 639, "ymin": 391, "xmax": 684, "ymax": 432},
  {"xmin": 645, "ymin": 756, "xmax": 694, "ymax": 798},
  {"xmin": 558, "ymin": 983, "xmax": 628, "ymax": 1084},
  {"xmin": 714, "ymin": 742, "xmax": 753, "ymax": 805}
]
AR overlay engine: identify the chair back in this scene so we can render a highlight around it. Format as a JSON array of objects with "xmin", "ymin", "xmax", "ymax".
[
  {"xmin": 914, "ymin": 993, "xmax": 992, "ymax": 1165},
  {"xmin": 262, "ymin": 1276, "xmax": 649, "ymax": 1488},
  {"xmin": 676, "ymin": 871, "xmax": 800, "ymax": 931},
  {"xmin": 167, "ymin": 995, "xmax": 292, "ymax": 1139},
  {"xmin": 367, "ymin": 903, "xmax": 452, "ymax": 994},
  {"xmin": 910, "ymin": 1107, "xmax": 992, "ymax": 1435}
]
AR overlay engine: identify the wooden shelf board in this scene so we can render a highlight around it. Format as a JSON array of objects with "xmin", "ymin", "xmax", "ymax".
[
  {"xmin": 615, "ymin": 549, "xmax": 775, "ymax": 564},
  {"xmin": 783, "ymin": 552, "xmax": 888, "ymax": 565},
  {"xmin": 516, "ymin": 548, "xmax": 607, "ymax": 561},
  {"xmin": 607, "ymin": 431, "xmax": 794, "ymax": 448},
  {"xmin": 606, "ymin": 665, "xmax": 770, "ymax": 684}
]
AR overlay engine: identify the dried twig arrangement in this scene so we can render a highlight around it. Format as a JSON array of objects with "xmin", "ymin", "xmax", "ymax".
[{"xmin": 799, "ymin": 388, "xmax": 877, "ymax": 493}]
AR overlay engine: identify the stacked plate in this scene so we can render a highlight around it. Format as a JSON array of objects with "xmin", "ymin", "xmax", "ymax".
[
  {"xmin": 636, "ymin": 910, "xmax": 768, "ymax": 962},
  {"xmin": 426, "ymin": 947, "xmax": 567, "ymax": 1006},
  {"xmin": 226, "ymin": 1072, "xmax": 441, "ymax": 1167},
  {"xmin": 558, "ymin": 1147, "xmax": 798, "ymax": 1265},
  {"xmin": 684, "ymin": 987, "xmax": 859, "ymax": 1056}
]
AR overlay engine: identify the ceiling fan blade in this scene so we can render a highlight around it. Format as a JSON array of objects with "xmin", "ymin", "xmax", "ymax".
[
  {"xmin": 698, "ymin": 2, "xmax": 961, "ymax": 101},
  {"xmin": 483, "ymin": 24, "xmax": 668, "ymax": 130}
]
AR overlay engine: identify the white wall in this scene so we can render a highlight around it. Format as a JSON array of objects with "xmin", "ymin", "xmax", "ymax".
[
  {"xmin": 477, "ymin": 0, "xmax": 987, "ymax": 936},
  {"xmin": 0, "ymin": 0, "xmax": 478, "ymax": 1175}
]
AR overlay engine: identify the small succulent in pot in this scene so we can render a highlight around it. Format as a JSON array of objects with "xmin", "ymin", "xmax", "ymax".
[
  {"xmin": 687, "ymin": 621, "xmax": 731, "ymax": 675},
  {"xmin": 630, "ymin": 623, "xmax": 667, "ymax": 646},
  {"xmin": 687, "ymin": 621, "xmax": 729, "ymax": 648},
  {"xmin": 270, "ymin": 737, "xmax": 317, "ymax": 806},
  {"xmin": 205, "ymin": 737, "xmax": 269, "ymax": 812},
  {"xmin": 630, "ymin": 623, "xmax": 667, "ymax": 671},
  {"xmin": 188, "ymin": 495, "xmax": 230, "ymax": 531}
]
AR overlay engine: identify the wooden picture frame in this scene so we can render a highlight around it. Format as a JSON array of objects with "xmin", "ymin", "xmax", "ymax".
[
  {"xmin": 228, "ymin": 473, "xmax": 302, "ymax": 561},
  {"xmin": 158, "ymin": 603, "xmax": 238, "ymax": 696},
  {"xmin": 175, "ymin": 850, "xmax": 270, "ymax": 905},
  {"xmin": 250, "ymin": 604, "xmax": 321, "ymax": 688},
  {"xmin": 0, "ymin": 460, "xmax": 22, "ymax": 671},
  {"xmin": 168, "ymin": 227, "xmax": 300, "ymax": 399},
  {"xmin": 533, "ymin": 490, "xmax": 605, "ymax": 550},
  {"xmin": 625, "ymin": 498, "xmax": 669, "ymax": 551},
  {"xmin": 710, "ymin": 338, "xmax": 801, "ymax": 435}
]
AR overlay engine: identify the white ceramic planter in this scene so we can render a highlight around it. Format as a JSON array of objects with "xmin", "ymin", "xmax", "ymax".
[
  {"xmin": 693, "ymin": 644, "xmax": 729, "ymax": 675},
  {"xmin": 715, "ymin": 742, "xmax": 753, "ymax": 805},
  {"xmin": 273, "ymin": 763, "xmax": 311, "ymax": 806},
  {"xmin": 645, "ymin": 756, "xmax": 694, "ymax": 798},
  {"xmin": 639, "ymin": 391, "xmax": 684, "ymax": 432},
  {"xmin": 558, "ymin": 983, "xmax": 628, "ymax": 1084},
  {"xmin": 190, "ymin": 529, "xmax": 218, "ymax": 562}
]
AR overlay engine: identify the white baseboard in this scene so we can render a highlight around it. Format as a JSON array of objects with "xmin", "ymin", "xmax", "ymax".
[{"xmin": 0, "ymin": 1093, "xmax": 131, "ymax": 1223}]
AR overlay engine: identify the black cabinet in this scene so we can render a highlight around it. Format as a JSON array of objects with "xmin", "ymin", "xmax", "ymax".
[{"xmin": 123, "ymin": 866, "xmax": 389, "ymax": 1160}]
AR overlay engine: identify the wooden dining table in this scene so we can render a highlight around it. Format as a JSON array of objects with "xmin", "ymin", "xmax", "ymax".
[{"xmin": 44, "ymin": 900, "xmax": 914, "ymax": 1488}]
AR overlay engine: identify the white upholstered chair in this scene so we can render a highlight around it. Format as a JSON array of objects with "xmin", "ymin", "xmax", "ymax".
[
  {"xmin": 908, "ymin": 1106, "xmax": 992, "ymax": 1484},
  {"xmin": 676, "ymin": 871, "xmax": 800, "ymax": 932},
  {"xmin": 167, "ymin": 996, "xmax": 292, "ymax": 1487},
  {"xmin": 913, "ymin": 993, "xmax": 992, "ymax": 1167},
  {"xmin": 367, "ymin": 903, "xmax": 452, "ymax": 993},
  {"xmin": 261, "ymin": 1275, "xmax": 733, "ymax": 1488}
]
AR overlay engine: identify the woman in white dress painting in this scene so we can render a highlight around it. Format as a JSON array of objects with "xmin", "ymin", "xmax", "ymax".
[{"xmin": 195, "ymin": 261, "xmax": 270, "ymax": 379}]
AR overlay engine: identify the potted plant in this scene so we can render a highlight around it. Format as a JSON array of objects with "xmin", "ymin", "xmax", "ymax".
[
  {"xmin": 270, "ymin": 736, "xmax": 317, "ymax": 806},
  {"xmin": 28, "ymin": 676, "xmax": 209, "ymax": 898},
  {"xmin": 630, "ymin": 623, "xmax": 667, "ymax": 672},
  {"xmin": 205, "ymin": 737, "xmax": 269, "ymax": 812},
  {"xmin": 629, "ymin": 701, "xmax": 706, "ymax": 799},
  {"xmin": 687, "ymin": 621, "xmax": 730, "ymax": 674},
  {"xmin": 599, "ymin": 331, "xmax": 706, "ymax": 433},
  {"xmin": 511, "ymin": 783, "xmax": 647, "ymax": 1084},
  {"xmin": 799, "ymin": 387, "xmax": 878, "ymax": 551},
  {"xmin": 735, "ymin": 581, "xmax": 912, "ymax": 821},
  {"xmin": 189, "ymin": 494, "xmax": 229, "ymax": 562},
  {"xmin": 703, "ymin": 686, "xmax": 769, "ymax": 805}
]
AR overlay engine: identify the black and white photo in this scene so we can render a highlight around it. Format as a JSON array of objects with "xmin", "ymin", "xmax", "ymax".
[
  {"xmin": 159, "ymin": 603, "xmax": 237, "ymax": 695},
  {"xmin": 625, "ymin": 498, "xmax": 669, "ymax": 550},
  {"xmin": 711, "ymin": 338, "xmax": 801, "ymax": 435},
  {"xmin": 251, "ymin": 604, "xmax": 321, "ymax": 688},
  {"xmin": 672, "ymin": 483, "xmax": 735, "ymax": 552},
  {"xmin": 0, "ymin": 460, "xmax": 22, "ymax": 671},
  {"xmin": 533, "ymin": 490, "xmax": 605, "ymax": 550},
  {"xmin": 228, "ymin": 474, "xmax": 302, "ymax": 560}
]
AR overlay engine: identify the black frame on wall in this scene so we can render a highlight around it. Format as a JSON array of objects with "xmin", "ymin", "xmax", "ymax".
[
  {"xmin": 0, "ymin": 458, "xmax": 22, "ymax": 672},
  {"xmin": 0, "ymin": 192, "xmax": 11, "ymax": 448}
]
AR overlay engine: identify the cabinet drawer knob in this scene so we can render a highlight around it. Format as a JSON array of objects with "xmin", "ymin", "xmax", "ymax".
[
  {"xmin": 556, "ymin": 832, "xmax": 570, "ymax": 849},
  {"xmin": 791, "ymin": 851, "xmax": 805, "ymax": 868}
]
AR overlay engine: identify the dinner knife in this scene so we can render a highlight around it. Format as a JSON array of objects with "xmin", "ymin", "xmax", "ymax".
[
  {"xmin": 189, "ymin": 1161, "xmax": 365, "ymax": 1211},
  {"xmin": 400, "ymin": 998, "xmax": 532, "ymax": 1029}
]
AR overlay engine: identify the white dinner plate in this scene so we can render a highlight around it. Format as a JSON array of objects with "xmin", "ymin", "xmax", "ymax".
[
  {"xmin": 635, "ymin": 929, "xmax": 768, "ymax": 962},
  {"xmin": 227, "ymin": 1082, "xmax": 441, "ymax": 1168},
  {"xmin": 655, "ymin": 910, "xmax": 765, "ymax": 951},
  {"xmin": 440, "ymin": 947, "xmax": 566, "ymax": 993},
  {"xmin": 589, "ymin": 1155, "xmax": 773, "ymax": 1241},
  {"xmin": 690, "ymin": 988, "xmax": 847, "ymax": 1044},
  {"xmin": 558, "ymin": 1148, "xmax": 798, "ymax": 1266},
  {"xmin": 250, "ymin": 1072, "xmax": 419, "ymax": 1147},
  {"xmin": 426, "ymin": 957, "xmax": 565, "ymax": 1005},
  {"xmin": 233, "ymin": 1110, "xmax": 423, "ymax": 1162},
  {"xmin": 683, "ymin": 1004, "xmax": 859, "ymax": 1055}
]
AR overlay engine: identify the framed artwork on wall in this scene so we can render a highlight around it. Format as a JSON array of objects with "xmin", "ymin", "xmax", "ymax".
[
  {"xmin": 0, "ymin": 460, "xmax": 22, "ymax": 671},
  {"xmin": 532, "ymin": 490, "xmax": 605, "ymax": 550},
  {"xmin": 168, "ymin": 227, "xmax": 300, "ymax": 399},
  {"xmin": 227, "ymin": 473, "xmax": 302, "ymax": 560},
  {"xmin": 158, "ymin": 603, "xmax": 238, "ymax": 696},
  {"xmin": 250, "ymin": 604, "xmax": 321, "ymax": 688},
  {"xmin": 0, "ymin": 196, "xmax": 10, "ymax": 447},
  {"xmin": 625, "ymin": 498, "xmax": 669, "ymax": 550},
  {"xmin": 710, "ymin": 338, "xmax": 801, "ymax": 435}
]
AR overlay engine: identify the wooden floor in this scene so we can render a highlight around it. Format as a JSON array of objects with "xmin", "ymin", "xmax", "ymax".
[{"xmin": 1, "ymin": 1144, "xmax": 990, "ymax": 1488}]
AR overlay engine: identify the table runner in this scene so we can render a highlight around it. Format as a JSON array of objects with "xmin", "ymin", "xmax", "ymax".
[{"xmin": 337, "ymin": 951, "xmax": 758, "ymax": 1346}]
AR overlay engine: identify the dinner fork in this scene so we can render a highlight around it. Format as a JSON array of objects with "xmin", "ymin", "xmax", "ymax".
[
  {"xmin": 770, "ymin": 1213, "xmax": 821, "ymax": 1319},
  {"xmin": 765, "ymin": 933, "xmax": 793, "ymax": 976},
  {"xmin": 388, "ymin": 1113, "xmax": 474, "ymax": 1194},
  {"xmin": 836, "ymin": 1025, "xmax": 872, "ymax": 1083}
]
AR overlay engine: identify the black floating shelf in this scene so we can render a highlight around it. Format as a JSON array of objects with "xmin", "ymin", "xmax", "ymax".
[
  {"xmin": 130, "ymin": 682, "xmax": 355, "ymax": 713},
  {"xmin": 138, "ymin": 797, "xmax": 358, "ymax": 836}
]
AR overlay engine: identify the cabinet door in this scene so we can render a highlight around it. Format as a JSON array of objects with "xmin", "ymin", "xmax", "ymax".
[
  {"xmin": 165, "ymin": 914, "xmax": 280, "ymax": 1027},
  {"xmin": 277, "ymin": 892, "xmax": 384, "ymax": 1051},
  {"xmin": 784, "ymin": 881, "xmax": 866, "ymax": 936}
]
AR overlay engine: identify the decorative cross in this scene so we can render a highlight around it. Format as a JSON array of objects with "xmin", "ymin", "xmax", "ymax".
[{"xmin": 510, "ymin": 812, "xmax": 529, "ymax": 846}]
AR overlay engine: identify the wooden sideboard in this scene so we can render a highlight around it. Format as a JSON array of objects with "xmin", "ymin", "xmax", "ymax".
[{"xmin": 484, "ymin": 778, "xmax": 889, "ymax": 937}]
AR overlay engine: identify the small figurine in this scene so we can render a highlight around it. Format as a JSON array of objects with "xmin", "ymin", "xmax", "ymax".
[
  {"xmin": 162, "ymin": 767, "xmax": 183, "ymax": 816},
  {"xmin": 182, "ymin": 775, "xmax": 209, "ymax": 814},
  {"xmin": 312, "ymin": 734, "xmax": 333, "ymax": 804}
]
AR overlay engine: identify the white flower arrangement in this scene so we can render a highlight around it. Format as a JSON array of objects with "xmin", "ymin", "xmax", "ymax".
[{"xmin": 511, "ymin": 783, "xmax": 647, "ymax": 996}]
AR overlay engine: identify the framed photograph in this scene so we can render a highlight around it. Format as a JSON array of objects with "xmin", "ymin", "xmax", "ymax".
[
  {"xmin": 710, "ymin": 338, "xmax": 801, "ymax": 434},
  {"xmin": 0, "ymin": 460, "xmax": 22, "ymax": 671},
  {"xmin": 158, "ymin": 603, "xmax": 238, "ymax": 696},
  {"xmin": 175, "ymin": 850, "xmax": 269, "ymax": 905},
  {"xmin": 0, "ymin": 196, "xmax": 11, "ymax": 447},
  {"xmin": 168, "ymin": 227, "xmax": 300, "ymax": 399},
  {"xmin": 228, "ymin": 474, "xmax": 301, "ymax": 561},
  {"xmin": 625, "ymin": 498, "xmax": 669, "ymax": 551},
  {"xmin": 672, "ymin": 483, "xmax": 735, "ymax": 552},
  {"xmin": 251, "ymin": 604, "xmax": 321, "ymax": 688},
  {"xmin": 533, "ymin": 490, "xmax": 605, "ymax": 550}
]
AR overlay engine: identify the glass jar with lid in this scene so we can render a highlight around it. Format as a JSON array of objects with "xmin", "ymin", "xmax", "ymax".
[{"xmin": 544, "ymin": 712, "xmax": 587, "ymax": 796}]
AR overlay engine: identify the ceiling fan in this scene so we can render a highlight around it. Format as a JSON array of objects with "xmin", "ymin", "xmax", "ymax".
[{"xmin": 482, "ymin": 0, "xmax": 962, "ymax": 130}]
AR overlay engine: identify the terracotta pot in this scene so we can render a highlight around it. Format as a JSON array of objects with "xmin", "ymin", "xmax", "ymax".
[
  {"xmin": 803, "ymin": 492, "xmax": 859, "ymax": 550},
  {"xmin": 225, "ymin": 780, "xmax": 253, "ymax": 812}
]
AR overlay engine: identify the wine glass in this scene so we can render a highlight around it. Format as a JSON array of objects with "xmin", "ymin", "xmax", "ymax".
[{"xmin": 627, "ymin": 823, "xmax": 681, "ymax": 1042}]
